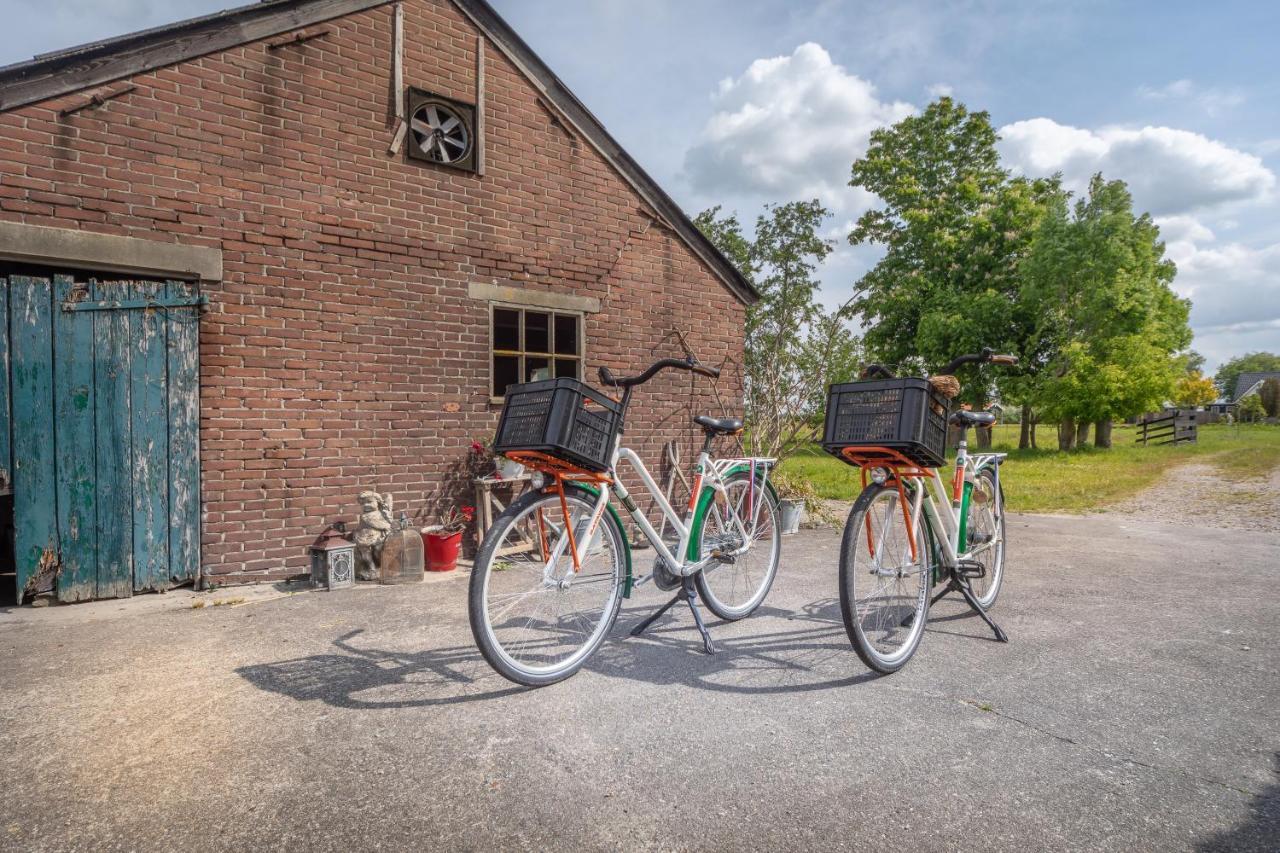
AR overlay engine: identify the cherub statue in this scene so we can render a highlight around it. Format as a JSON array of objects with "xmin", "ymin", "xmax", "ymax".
[{"xmin": 353, "ymin": 490, "xmax": 394, "ymax": 581}]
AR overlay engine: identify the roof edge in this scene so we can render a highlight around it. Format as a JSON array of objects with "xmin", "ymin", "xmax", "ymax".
[
  {"xmin": 0, "ymin": 0, "xmax": 393, "ymax": 111},
  {"xmin": 0, "ymin": 0, "xmax": 758, "ymax": 305},
  {"xmin": 450, "ymin": 0, "xmax": 758, "ymax": 305}
]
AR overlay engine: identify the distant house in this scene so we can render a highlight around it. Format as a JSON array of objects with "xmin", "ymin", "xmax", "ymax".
[{"xmin": 1233, "ymin": 372, "xmax": 1280, "ymax": 402}]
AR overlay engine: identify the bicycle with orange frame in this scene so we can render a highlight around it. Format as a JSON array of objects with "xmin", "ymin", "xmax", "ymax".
[
  {"xmin": 824, "ymin": 347, "xmax": 1019, "ymax": 673},
  {"xmin": 468, "ymin": 357, "xmax": 782, "ymax": 686}
]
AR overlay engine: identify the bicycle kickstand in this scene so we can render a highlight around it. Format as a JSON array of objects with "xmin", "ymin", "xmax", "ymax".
[
  {"xmin": 951, "ymin": 575, "xmax": 1009, "ymax": 643},
  {"xmin": 629, "ymin": 592, "xmax": 682, "ymax": 637},
  {"xmin": 682, "ymin": 575, "xmax": 717, "ymax": 655},
  {"xmin": 628, "ymin": 577, "xmax": 718, "ymax": 654}
]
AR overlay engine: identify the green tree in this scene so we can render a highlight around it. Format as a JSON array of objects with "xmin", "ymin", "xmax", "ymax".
[
  {"xmin": 695, "ymin": 201, "xmax": 861, "ymax": 461},
  {"xmin": 1180, "ymin": 350, "xmax": 1206, "ymax": 375},
  {"xmin": 1238, "ymin": 394, "xmax": 1266, "ymax": 423},
  {"xmin": 848, "ymin": 97, "xmax": 1061, "ymax": 448},
  {"xmin": 1173, "ymin": 370, "xmax": 1218, "ymax": 408},
  {"xmin": 1261, "ymin": 378, "xmax": 1280, "ymax": 418},
  {"xmin": 1213, "ymin": 352, "xmax": 1280, "ymax": 399},
  {"xmin": 1022, "ymin": 175, "xmax": 1190, "ymax": 448}
]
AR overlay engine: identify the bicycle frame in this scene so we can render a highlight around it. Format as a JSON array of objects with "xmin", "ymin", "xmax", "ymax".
[
  {"xmin": 846, "ymin": 440, "xmax": 1004, "ymax": 572},
  {"xmin": 900, "ymin": 442, "xmax": 1005, "ymax": 572},
  {"xmin": 511, "ymin": 438, "xmax": 776, "ymax": 588}
]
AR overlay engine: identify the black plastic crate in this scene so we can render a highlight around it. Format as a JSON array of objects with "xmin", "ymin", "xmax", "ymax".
[
  {"xmin": 493, "ymin": 377, "xmax": 622, "ymax": 472},
  {"xmin": 821, "ymin": 377, "xmax": 949, "ymax": 468}
]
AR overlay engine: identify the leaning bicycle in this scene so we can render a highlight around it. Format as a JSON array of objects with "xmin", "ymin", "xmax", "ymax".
[
  {"xmin": 823, "ymin": 348, "xmax": 1018, "ymax": 673},
  {"xmin": 468, "ymin": 357, "xmax": 782, "ymax": 686}
]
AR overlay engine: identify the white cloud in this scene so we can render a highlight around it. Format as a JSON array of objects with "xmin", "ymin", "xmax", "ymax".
[
  {"xmin": 926, "ymin": 83, "xmax": 954, "ymax": 98},
  {"xmin": 998, "ymin": 118, "xmax": 1276, "ymax": 216},
  {"xmin": 1155, "ymin": 215, "xmax": 1215, "ymax": 245},
  {"xmin": 1160, "ymin": 236, "xmax": 1280, "ymax": 354},
  {"xmin": 1136, "ymin": 79, "xmax": 1245, "ymax": 116},
  {"xmin": 683, "ymin": 43, "xmax": 914, "ymax": 213}
]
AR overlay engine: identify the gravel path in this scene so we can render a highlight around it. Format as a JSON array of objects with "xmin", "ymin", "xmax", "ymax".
[{"xmin": 1100, "ymin": 459, "xmax": 1280, "ymax": 532}]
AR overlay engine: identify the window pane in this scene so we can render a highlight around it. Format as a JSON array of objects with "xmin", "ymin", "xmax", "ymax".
[
  {"xmin": 526, "ymin": 356, "xmax": 550, "ymax": 382},
  {"xmin": 493, "ymin": 355, "xmax": 520, "ymax": 396},
  {"xmin": 554, "ymin": 314, "xmax": 579, "ymax": 355},
  {"xmin": 525, "ymin": 311, "xmax": 550, "ymax": 353},
  {"xmin": 493, "ymin": 308, "xmax": 520, "ymax": 351},
  {"xmin": 554, "ymin": 358, "xmax": 578, "ymax": 379}
]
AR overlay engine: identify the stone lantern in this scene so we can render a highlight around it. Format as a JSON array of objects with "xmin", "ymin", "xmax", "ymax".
[{"xmin": 310, "ymin": 524, "xmax": 355, "ymax": 590}]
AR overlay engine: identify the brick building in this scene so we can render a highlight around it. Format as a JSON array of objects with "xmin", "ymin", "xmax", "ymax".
[{"xmin": 0, "ymin": 0, "xmax": 754, "ymax": 603}]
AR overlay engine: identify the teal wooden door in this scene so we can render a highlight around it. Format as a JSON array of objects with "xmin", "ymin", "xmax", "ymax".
[{"xmin": 5, "ymin": 270, "xmax": 201, "ymax": 603}]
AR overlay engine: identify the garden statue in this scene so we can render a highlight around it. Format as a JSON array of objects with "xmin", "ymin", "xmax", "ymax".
[{"xmin": 353, "ymin": 490, "xmax": 394, "ymax": 580}]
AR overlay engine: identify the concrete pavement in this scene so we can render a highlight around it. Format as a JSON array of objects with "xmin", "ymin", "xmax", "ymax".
[{"xmin": 1, "ymin": 513, "xmax": 1276, "ymax": 851}]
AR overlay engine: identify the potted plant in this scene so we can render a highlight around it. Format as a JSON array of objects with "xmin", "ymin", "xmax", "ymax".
[
  {"xmin": 770, "ymin": 471, "xmax": 833, "ymax": 535},
  {"xmin": 472, "ymin": 438, "xmax": 524, "ymax": 480},
  {"xmin": 423, "ymin": 505, "xmax": 475, "ymax": 572}
]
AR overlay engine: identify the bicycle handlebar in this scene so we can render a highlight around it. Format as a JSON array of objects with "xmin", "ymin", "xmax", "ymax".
[
  {"xmin": 938, "ymin": 347, "xmax": 1019, "ymax": 375},
  {"xmin": 860, "ymin": 364, "xmax": 895, "ymax": 379},
  {"xmin": 598, "ymin": 357, "xmax": 719, "ymax": 389},
  {"xmin": 859, "ymin": 348, "xmax": 1019, "ymax": 380}
]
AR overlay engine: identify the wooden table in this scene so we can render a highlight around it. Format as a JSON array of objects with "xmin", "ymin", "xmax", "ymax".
[{"xmin": 472, "ymin": 473, "xmax": 532, "ymax": 550}]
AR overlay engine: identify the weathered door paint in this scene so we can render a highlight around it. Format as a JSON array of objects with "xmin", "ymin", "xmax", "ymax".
[
  {"xmin": 129, "ymin": 279, "xmax": 171, "ymax": 593},
  {"xmin": 53, "ymin": 274, "xmax": 98, "ymax": 602},
  {"xmin": 93, "ymin": 279, "xmax": 134, "ymax": 600},
  {"xmin": 11, "ymin": 275, "xmax": 59, "ymax": 600},
  {"xmin": 5, "ymin": 270, "xmax": 201, "ymax": 603},
  {"xmin": 166, "ymin": 281, "xmax": 200, "ymax": 588}
]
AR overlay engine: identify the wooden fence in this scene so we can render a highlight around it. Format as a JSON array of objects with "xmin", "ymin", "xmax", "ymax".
[{"xmin": 1137, "ymin": 410, "xmax": 1197, "ymax": 446}]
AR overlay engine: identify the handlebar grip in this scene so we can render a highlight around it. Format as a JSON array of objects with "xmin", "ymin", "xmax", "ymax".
[
  {"xmin": 598, "ymin": 366, "xmax": 618, "ymax": 386},
  {"xmin": 990, "ymin": 354, "xmax": 1019, "ymax": 366}
]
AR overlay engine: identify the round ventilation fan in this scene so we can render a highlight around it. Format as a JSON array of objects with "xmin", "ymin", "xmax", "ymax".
[{"xmin": 410, "ymin": 101, "xmax": 472, "ymax": 164}]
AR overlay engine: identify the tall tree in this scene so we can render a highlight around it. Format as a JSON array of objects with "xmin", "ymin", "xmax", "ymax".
[
  {"xmin": 848, "ymin": 97, "xmax": 1060, "ymax": 448},
  {"xmin": 1022, "ymin": 175, "xmax": 1190, "ymax": 448},
  {"xmin": 695, "ymin": 202, "xmax": 861, "ymax": 461}
]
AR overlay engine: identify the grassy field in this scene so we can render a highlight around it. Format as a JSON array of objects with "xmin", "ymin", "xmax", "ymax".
[{"xmin": 780, "ymin": 423, "xmax": 1280, "ymax": 514}]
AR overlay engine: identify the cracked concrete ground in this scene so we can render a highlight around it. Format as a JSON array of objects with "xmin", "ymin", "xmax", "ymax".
[{"xmin": 1, "ymin": 513, "xmax": 1277, "ymax": 852}]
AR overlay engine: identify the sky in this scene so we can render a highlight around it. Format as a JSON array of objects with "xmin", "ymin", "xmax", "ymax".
[{"xmin": 2, "ymin": 0, "xmax": 1278, "ymax": 373}]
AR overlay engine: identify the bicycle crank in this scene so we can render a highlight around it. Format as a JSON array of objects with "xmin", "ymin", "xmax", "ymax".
[{"xmin": 651, "ymin": 555, "xmax": 682, "ymax": 591}]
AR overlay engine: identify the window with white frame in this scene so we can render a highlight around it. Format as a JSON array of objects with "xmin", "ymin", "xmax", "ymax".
[{"xmin": 491, "ymin": 305, "xmax": 583, "ymax": 397}]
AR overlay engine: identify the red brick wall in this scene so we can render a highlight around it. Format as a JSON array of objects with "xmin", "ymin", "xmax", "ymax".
[{"xmin": 0, "ymin": 0, "xmax": 746, "ymax": 583}]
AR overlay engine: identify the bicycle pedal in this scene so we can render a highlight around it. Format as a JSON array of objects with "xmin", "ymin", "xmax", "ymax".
[{"xmin": 956, "ymin": 560, "xmax": 986, "ymax": 579}]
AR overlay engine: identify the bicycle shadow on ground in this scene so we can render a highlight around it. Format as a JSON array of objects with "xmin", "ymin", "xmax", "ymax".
[
  {"xmin": 1195, "ymin": 752, "xmax": 1280, "ymax": 852},
  {"xmin": 584, "ymin": 597, "xmax": 882, "ymax": 693},
  {"xmin": 236, "ymin": 629, "xmax": 525, "ymax": 710}
]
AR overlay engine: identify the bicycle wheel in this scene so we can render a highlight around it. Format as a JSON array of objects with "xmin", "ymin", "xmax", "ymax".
[
  {"xmin": 694, "ymin": 469, "xmax": 781, "ymax": 620},
  {"xmin": 838, "ymin": 481, "xmax": 932, "ymax": 674},
  {"xmin": 468, "ymin": 483, "xmax": 626, "ymax": 687},
  {"xmin": 965, "ymin": 468, "xmax": 1005, "ymax": 609}
]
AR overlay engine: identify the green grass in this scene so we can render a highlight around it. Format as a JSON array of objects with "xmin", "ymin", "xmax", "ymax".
[{"xmin": 780, "ymin": 423, "xmax": 1280, "ymax": 514}]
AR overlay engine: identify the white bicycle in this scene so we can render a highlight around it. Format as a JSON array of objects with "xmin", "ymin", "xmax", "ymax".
[
  {"xmin": 825, "ymin": 348, "xmax": 1018, "ymax": 673},
  {"xmin": 469, "ymin": 357, "xmax": 782, "ymax": 686}
]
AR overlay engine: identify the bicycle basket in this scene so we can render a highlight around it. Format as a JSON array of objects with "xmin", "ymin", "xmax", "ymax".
[
  {"xmin": 493, "ymin": 377, "xmax": 622, "ymax": 472},
  {"xmin": 821, "ymin": 377, "xmax": 949, "ymax": 468}
]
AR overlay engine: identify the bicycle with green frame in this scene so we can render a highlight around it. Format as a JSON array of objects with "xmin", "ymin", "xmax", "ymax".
[
  {"xmin": 468, "ymin": 356, "xmax": 782, "ymax": 687},
  {"xmin": 823, "ymin": 348, "xmax": 1019, "ymax": 674}
]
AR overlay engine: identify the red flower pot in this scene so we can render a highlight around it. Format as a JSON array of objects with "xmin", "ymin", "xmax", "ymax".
[{"xmin": 424, "ymin": 529, "xmax": 463, "ymax": 572}]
